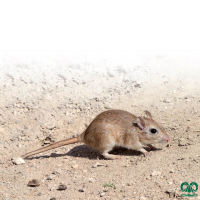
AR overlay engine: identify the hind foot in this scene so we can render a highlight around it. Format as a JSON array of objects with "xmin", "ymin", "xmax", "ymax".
[{"xmin": 102, "ymin": 152, "xmax": 121, "ymax": 160}]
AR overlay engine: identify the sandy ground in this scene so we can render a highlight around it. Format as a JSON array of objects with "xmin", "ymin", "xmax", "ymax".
[{"xmin": 1, "ymin": 51, "xmax": 200, "ymax": 200}]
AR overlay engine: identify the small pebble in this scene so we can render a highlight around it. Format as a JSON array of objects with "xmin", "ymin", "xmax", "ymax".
[
  {"xmin": 134, "ymin": 84, "xmax": 141, "ymax": 88},
  {"xmin": 68, "ymin": 120, "xmax": 74, "ymax": 124},
  {"xmin": 178, "ymin": 138, "xmax": 188, "ymax": 146},
  {"xmin": 151, "ymin": 170, "xmax": 161, "ymax": 176},
  {"xmin": 163, "ymin": 98, "xmax": 171, "ymax": 103},
  {"xmin": 28, "ymin": 179, "xmax": 40, "ymax": 187},
  {"xmin": 58, "ymin": 184, "xmax": 67, "ymax": 190},
  {"xmin": 88, "ymin": 178, "xmax": 95, "ymax": 183},
  {"xmin": 46, "ymin": 174, "xmax": 55, "ymax": 180},
  {"xmin": 100, "ymin": 192, "xmax": 105, "ymax": 197},
  {"xmin": 45, "ymin": 124, "xmax": 56, "ymax": 130},
  {"xmin": 72, "ymin": 134, "xmax": 78, "ymax": 138},
  {"xmin": 11, "ymin": 157, "xmax": 25, "ymax": 165},
  {"xmin": 78, "ymin": 189, "xmax": 85, "ymax": 192},
  {"xmin": 92, "ymin": 162, "xmax": 104, "ymax": 168}
]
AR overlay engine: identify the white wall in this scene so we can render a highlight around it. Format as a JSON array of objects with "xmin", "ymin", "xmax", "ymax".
[
  {"xmin": 1, "ymin": 51, "xmax": 200, "ymax": 86},
  {"xmin": 0, "ymin": 51, "xmax": 200, "ymax": 121}
]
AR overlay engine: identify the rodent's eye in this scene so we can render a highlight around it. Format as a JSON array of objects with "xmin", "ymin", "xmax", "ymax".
[{"xmin": 150, "ymin": 129, "xmax": 157, "ymax": 134}]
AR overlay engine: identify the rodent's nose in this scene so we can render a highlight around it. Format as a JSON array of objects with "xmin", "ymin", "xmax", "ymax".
[{"xmin": 163, "ymin": 134, "xmax": 169, "ymax": 142}]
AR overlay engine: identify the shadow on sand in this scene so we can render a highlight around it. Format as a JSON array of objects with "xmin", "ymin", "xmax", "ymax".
[{"xmin": 24, "ymin": 144, "xmax": 162, "ymax": 161}]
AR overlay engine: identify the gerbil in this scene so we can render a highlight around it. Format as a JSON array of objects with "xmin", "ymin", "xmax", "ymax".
[{"xmin": 22, "ymin": 110, "xmax": 169, "ymax": 160}]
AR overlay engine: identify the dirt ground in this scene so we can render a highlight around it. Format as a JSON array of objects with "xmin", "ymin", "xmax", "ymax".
[{"xmin": 1, "ymin": 52, "xmax": 200, "ymax": 200}]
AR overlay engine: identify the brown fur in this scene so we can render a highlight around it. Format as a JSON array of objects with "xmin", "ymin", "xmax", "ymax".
[{"xmin": 22, "ymin": 110, "xmax": 169, "ymax": 160}]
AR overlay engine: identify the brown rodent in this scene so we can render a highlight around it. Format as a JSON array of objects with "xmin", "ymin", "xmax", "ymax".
[{"xmin": 22, "ymin": 110, "xmax": 169, "ymax": 160}]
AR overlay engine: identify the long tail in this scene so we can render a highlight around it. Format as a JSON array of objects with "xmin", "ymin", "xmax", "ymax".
[{"xmin": 22, "ymin": 136, "xmax": 81, "ymax": 159}]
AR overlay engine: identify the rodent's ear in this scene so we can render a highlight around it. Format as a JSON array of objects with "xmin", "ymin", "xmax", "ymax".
[
  {"xmin": 145, "ymin": 110, "xmax": 153, "ymax": 119},
  {"xmin": 136, "ymin": 117, "xmax": 145, "ymax": 130}
]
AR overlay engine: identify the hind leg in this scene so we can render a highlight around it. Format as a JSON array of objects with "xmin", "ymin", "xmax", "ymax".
[
  {"xmin": 100, "ymin": 144, "xmax": 121, "ymax": 160},
  {"xmin": 102, "ymin": 151, "xmax": 122, "ymax": 160}
]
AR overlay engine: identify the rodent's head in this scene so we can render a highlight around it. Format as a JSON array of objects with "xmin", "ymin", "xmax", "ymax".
[{"xmin": 136, "ymin": 110, "xmax": 169, "ymax": 145}]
